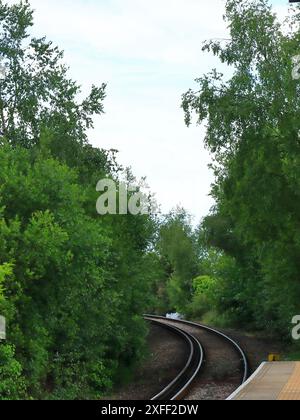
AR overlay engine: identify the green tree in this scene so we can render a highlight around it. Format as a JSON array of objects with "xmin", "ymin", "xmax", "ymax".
[
  {"xmin": 0, "ymin": 0, "xmax": 106, "ymax": 148},
  {"xmin": 158, "ymin": 209, "xmax": 199, "ymax": 313},
  {"xmin": 0, "ymin": 262, "xmax": 12, "ymax": 302},
  {"xmin": 0, "ymin": 0, "xmax": 162, "ymax": 400},
  {"xmin": 0, "ymin": 344, "xmax": 26, "ymax": 400},
  {"xmin": 0, "ymin": 145, "xmax": 159, "ymax": 399},
  {"xmin": 182, "ymin": 0, "xmax": 300, "ymax": 336},
  {"xmin": 0, "ymin": 263, "xmax": 26, "ymax": 400}
]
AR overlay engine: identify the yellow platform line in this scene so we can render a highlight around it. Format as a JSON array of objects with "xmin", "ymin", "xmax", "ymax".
[{"xmin": 278, "ymin": 363, "xmax": 300, "ymax": 400}]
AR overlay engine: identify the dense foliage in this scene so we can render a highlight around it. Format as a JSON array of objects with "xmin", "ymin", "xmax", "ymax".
[
  {"xmin": 181, "ymin": 0, "xmax": 300, "ymax": 337},
  {"xmin": 0, "ymin": 1, "xmax": 161, "ymax": 400},
  {"xmin": 157, "ymin": 209, "xmax": 199, "ymax": 314},
  {"xmin": 2, "ymin": 0, "xmax": 300, "ymax": 400}
]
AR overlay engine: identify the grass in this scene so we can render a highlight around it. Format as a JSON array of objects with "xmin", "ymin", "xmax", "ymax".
[
  {"xmin": 199, "ymin": 310, "xmax": 241, "ymax": 330},
  {"xmin": 284, "ymin": 349, "xmax": 300, "ymax": 361}
]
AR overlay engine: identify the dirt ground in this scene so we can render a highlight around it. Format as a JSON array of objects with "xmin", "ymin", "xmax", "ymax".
[
  {"xmin": 111, "ymin": 321, "xmax": 284, "ymax": 401},
  {"xmin": 110, "ymin": 324, "xmax": 188, "ymax": 400}
]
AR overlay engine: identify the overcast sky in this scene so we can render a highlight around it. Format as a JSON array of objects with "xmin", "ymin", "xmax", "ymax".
[{"xmin": 8, "ymin": 0, "xmax": 288, "ymax": 223}]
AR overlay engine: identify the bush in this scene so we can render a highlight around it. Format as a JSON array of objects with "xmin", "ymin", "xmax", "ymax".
[
  {"xmin": 186, "ymin": 276, "xmax": 217, "ymax": 319},
  {"xmin": 0, "ymin": 344, "xmax": 26, "ymax": 400},
  {"xmin": 0, "ymin": 145, "xmax": 158, "ymax": 399}
]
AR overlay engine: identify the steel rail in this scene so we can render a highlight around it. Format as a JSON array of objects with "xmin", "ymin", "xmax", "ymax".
[
  {"xmin": 145, "ymin": 318, "xmax": 204, "ymax": 401},
  {"xmin": 145, "ymin": 314, "xmax": 249, "ymax": 386}
]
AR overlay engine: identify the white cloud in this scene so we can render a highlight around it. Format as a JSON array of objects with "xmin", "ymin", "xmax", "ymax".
[
  {"xmin": 5, "ymin": 0, "xmax": 290, "ymax": 222},
  {"xmin": 27, "ymin": 0, "xmax": 227, "ymax": 65},
  {"xmin": 11, "ymin": 0, "xmax": 225, "ymax": 221}
]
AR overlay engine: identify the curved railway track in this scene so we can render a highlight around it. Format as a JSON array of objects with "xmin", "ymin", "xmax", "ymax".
[
  {"xmin": 144, "ymin": 315, "xmax": 249, "ymax": 400},
  {"xmin": 148, "ymin": 319, "xmax": 204, "ymax": 400}
]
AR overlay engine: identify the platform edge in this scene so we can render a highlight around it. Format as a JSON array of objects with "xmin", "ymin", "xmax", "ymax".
[{"xmin": 226, "ymin": 362, "xmax": 267, "ymax": 401}]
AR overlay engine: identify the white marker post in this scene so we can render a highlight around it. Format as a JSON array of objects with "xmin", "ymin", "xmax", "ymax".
[{"xmin": 0, "ymin": 316, "xmax": 6, "ymax": 341}]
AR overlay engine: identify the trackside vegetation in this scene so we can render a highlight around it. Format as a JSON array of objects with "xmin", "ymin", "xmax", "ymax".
[
  {"xmin": 180, "ymin": 0, "xmax": 300, "ymax": 338},
  {"xmin": 0, "ymin": 0, "xmax": 162, "ymax": 400},
  {"xmin": 1, "ymin": 0, "xmax": 300, "ymax": 399}
]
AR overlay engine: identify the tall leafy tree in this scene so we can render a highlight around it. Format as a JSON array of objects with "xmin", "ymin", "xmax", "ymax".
[
  {"xmin": 182, "ymin": 0, "xmax": 300, "ymax": 336},
  {"xmin": 0, "ymin": 0, "xmax": 106, "ymax": 148},
  {"xmin": 158, "ymin": 209, "xmax": 199, "ymax": 313},
  {"xmin": 0, "ymin": 1, "xmax": 161, "ymax": 399}
]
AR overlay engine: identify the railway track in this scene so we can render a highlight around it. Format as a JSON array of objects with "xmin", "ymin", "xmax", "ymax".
[
  {"xmin": 147, "ymin": 319, "xmax": 204, "ymax": 400},
  {"xmin": 144, "ymin": 315, "xmax": 249, "ymax": 400}
]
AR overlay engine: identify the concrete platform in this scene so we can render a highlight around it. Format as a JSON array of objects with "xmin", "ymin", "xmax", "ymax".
[{"xmin": 227, "ymin": 362, "xmax": 300, "ymax": 400}]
